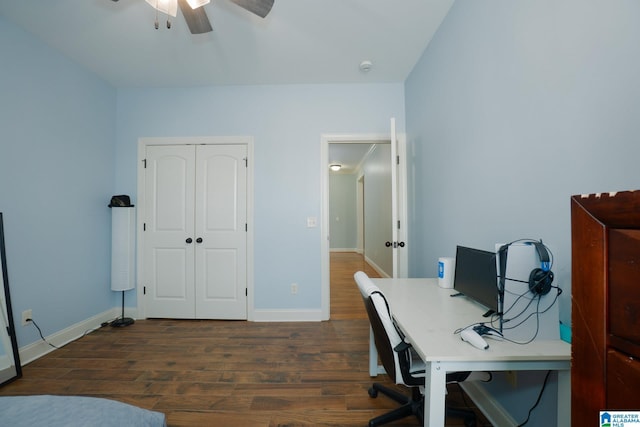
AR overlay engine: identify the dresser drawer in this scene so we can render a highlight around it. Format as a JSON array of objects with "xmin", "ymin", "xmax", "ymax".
[
  {"xmin": 609, "ymin": 229, "xmax": 640, "ymax": 346},
  {"xmin": 607, "ymin": 349, "xmax": 640, "ymax": 409}
]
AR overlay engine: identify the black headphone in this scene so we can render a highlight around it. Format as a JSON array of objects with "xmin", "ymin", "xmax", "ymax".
[
  {"xmin": 527, "ymin": 241, "xmax": 554, "ymax": 296},
  {"xmin": 498, "ymin": 239, "xmax": 554, "ymax": 296}
]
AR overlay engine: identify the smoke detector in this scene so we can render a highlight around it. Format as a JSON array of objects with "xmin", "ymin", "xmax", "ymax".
[{"xmin": 359, "ymin": 60, "xmax": 373, "ymax": 73}]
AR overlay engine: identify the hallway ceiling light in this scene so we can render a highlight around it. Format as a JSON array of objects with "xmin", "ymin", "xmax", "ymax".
[{"xmin": 329, "ymin": 164, "xmax": 342, "ymax": 172}]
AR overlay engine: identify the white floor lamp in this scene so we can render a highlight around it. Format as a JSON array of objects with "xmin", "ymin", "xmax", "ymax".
[{"xmin": 110, "ymin": 200, "xmax": 136, "ymax": 327}]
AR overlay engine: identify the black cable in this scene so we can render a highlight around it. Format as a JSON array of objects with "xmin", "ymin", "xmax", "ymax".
[
  {"xmin": 81, "ymin": 319, "xmax": 114, "ymax": 338},
  {"xmin": 505, "ymin": 289, "xmax": 561, "ymax": 330},
  {"xmin": 502, "ymin": 294, "xmax": 541, "ymax": 330},
  {"xmin": 495, "ymin": 241, "xmax": 562, "ymax": 344},
  {"xmin": 517, "ymin": 370, "xmax": 552, "ymax": 426},
  {"xmin": 501, "ymin": 289, "xmax": 539, "ymax": 323},
  {"xmin": 29, "ymin": 316, "xmax": 113, "ymax": 349},
  {"xmin": 28, "ymin": 318, "xmax": 59, "ymax": 349},
  {"xmin": 502, "ymin": 297, "xmax": 542, "ymax": 345},
  {"xmin": 489, "ymin": 288, "xmax": 537, "ymax": 339}
]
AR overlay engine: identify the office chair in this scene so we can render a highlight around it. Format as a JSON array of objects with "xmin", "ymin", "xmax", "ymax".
[{"xmin": 354, "ymin": 271, "xmax": 479, "ymax": 427}]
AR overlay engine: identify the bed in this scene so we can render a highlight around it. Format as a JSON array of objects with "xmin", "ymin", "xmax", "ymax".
[{"xmin": 0, "ymin": 395, "xmax": 166, "ymax": 427}]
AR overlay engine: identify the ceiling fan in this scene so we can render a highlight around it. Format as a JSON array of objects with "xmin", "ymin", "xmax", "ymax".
[{"xmin": 112, "ymin": 0, "xmax": 274, "ymax": 34}]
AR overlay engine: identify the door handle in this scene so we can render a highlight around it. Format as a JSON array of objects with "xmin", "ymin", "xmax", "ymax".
[
  {"xmin": 186, "ymin": 238, "xmax": 193, "ymax": 244},
  {"xmin": 196, "ymin": 237, "xmax": 203, "ymax": 243},
  {"xmin": 385, "ymin": 241, "xmax": 406, "ymax": 248}
]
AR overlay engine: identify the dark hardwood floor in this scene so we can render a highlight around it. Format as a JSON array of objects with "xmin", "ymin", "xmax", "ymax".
[{"xmin": 0, "ymin": 252, "xmax": 489, "ymax": 426}]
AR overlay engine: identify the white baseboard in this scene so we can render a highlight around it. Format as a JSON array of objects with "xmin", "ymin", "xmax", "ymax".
[
  {"xmin": 252, "ymin": 309, "xmax": 323, "ymax": 322},
  {"xmin": 329, "ymin": 249, "xmax": 389, "ymax": 277},
  {"xmin": 19, "ymin": 308, "xmax": 120, "ymax": 366},
  {"xmin": 363, "ymin": 255, "xmax": 390, "ymax": 278},
  {"xmin": 460, "ymin": 381, "xmax": 518, "ymax": 427}
]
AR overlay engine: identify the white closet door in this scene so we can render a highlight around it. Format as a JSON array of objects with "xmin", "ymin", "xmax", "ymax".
[
  {"xmin": 144, "ymin": 145, "xmax": 196, "ymax": 318},
  {"xmin": 194, "ymin": 145, "xmax": 247, "ymax": 319}
]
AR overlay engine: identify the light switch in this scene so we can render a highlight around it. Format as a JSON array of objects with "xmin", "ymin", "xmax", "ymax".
[{"xmin": 307, "ymin": 216, "xmax": 317, "ymax": 228}]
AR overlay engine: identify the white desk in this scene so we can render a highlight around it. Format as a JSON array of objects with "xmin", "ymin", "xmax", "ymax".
[{"xmin": 371, "ymin": 278, "xmax": 571, "ymax": 427}]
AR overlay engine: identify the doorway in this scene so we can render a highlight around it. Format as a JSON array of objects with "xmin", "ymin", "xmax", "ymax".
[{"xmin": 320, "ymin": 132, "xmax": 408, "ymax": 320}]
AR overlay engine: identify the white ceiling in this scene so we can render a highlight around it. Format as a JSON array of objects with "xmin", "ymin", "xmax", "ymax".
[{"xmin": 0, "ymin": 0, "xmax": 454, "ymax": 88}]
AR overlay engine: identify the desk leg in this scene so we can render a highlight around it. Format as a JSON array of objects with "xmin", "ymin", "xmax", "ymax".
[
  {"xmin": 369, "ymin": 327, "xmax": 378, "ymax": 377},
  {"xmin": 557, "ymin": 368, "xmax": 571, "ymax": 426},
  {"xmin": 424, "ymin": 362, "xmax": 446, "ymax": 426}
]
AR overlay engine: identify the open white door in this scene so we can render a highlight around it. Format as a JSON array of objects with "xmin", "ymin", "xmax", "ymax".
[
  {"xmin": 390, "ymin": 118, "xmax": 405, "ymax": 278},
  {"xmin": 321, "ymin": 123, "xmax": 408, "ymax": 319}
]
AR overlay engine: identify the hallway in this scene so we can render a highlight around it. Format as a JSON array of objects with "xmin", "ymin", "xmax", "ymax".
[{"xmin": 330, "ymin": 251, "xmax": 381, "ymax": 320}]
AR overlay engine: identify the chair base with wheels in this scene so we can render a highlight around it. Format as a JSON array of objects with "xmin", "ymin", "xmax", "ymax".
[
  {"xmin": 367, "ymin": 380, "xmax": 478, "ymax": 427},
  {"xmin": 367, "ymin": 382, "xmax": 424, "ymax": 427}
]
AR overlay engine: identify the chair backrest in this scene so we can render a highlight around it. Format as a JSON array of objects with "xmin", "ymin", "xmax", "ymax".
[
  {"xmin": 354, "ymin": 271, "xmax": 407, "ymax": 384},
  {"xmin": 355, "ymin": 271, "xmax": 378, "ymax": 298}
]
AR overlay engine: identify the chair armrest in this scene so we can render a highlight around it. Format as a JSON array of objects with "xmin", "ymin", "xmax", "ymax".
[{"xmin": 394, "ymin": 340, "xmax": 412, "ymax": 353}]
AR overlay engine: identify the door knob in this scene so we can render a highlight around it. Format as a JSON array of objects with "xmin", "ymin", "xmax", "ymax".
[
  {"xmin": 186, "ymin": 238, "xmax": 193, "ymax": 244},
  {"xmin": 385, "ymin": 241, "xmax": 406, "ymax": 248},
  {"xmin": 196, "ymin": 237, "xmax": 203, "ymax": 243}
]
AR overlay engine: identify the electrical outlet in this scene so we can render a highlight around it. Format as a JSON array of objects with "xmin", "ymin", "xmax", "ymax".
[
  {"xmin": 22, "ymin": 309, "xmax": 32, "ymax": 326},
  {"xmin": 506, "ymin": 370, "xmax": 517, "ymax": 388},
  {"xmin": 291, "ymin": 283, "xmax": 298, "ymax": 295}
]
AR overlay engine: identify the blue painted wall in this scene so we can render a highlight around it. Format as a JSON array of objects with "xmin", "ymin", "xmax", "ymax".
[
  {"xmin": 2, "ymin": 12, "xmax": 406, "ymax": 346},
  {"xmin": 115, "ymin": 85, "xmax": 405, "ymax": 310},
  {"xmin": 0, "ymin": 17, "xmax": 117, "ymax": 348},
  {"xmin": 407, "ymin": 0, "xmax": 640, "ymax": 323},
  {"xmin": 405, "ymin": 0, "xmax": 640, "ymax": 423}
]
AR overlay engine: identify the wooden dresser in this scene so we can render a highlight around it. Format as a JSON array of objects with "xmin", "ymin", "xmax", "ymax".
[{"xmin": 571, "ymin": 190, "xmax": 640, "ymax": 425}]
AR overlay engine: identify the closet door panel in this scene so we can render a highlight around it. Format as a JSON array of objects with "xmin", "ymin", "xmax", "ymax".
[
  {"xmin": 195, "ymin": 145, "xmax": 247, "ymax": 319},
  {"xmin": 144, "ymin": 145, "xmax": 196, "ymax": 318}
]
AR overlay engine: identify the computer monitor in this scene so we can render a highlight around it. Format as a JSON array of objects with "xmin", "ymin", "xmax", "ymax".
[{"xmin": 453, "ymin": 245, "xmax": 499, "ymax": 315}]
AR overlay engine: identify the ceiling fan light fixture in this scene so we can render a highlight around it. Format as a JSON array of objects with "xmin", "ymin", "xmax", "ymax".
[
  {"xmin": 145, "ymin": 0, "xmax": 178, "ymax": 17},
  {"xmin": 329, "ymin": 164, "xmax": 342, "ymax": 172},
  {"xmin": 186, "ymin": 0, "xmax": 210, "ymax": 9}
]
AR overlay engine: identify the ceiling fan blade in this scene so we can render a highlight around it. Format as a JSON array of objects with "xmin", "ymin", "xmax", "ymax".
[
  {"xmin": 228, "ymin": 0, "xmax": 274, "ymax": 18},
  {"xmin": 178, "ymin": 0, "xmax": 213, "ymax": 34}
]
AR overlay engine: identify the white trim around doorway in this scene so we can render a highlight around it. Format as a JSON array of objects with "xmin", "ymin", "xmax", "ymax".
[{"xmin": 320, "ymin": 133, "xmax": 408, "ymax": 321}]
